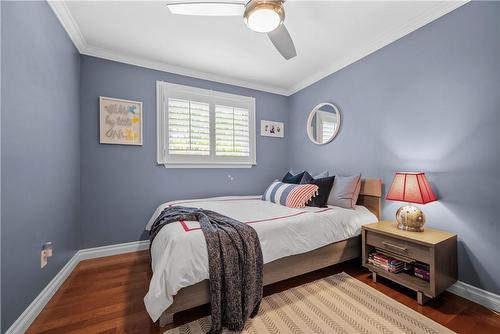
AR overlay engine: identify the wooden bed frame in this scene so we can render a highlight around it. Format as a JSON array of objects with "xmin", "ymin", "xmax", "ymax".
[{"xmin": 159, "ymin": 178, "xmax": 382, "ymax": 326}]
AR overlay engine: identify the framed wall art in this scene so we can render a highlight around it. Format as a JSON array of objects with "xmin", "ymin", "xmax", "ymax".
[
  {"xmin": 99, "ymin": 96, "xmax": 143, "ymax": 145},
  {"xmin": 260, "ymin": 120, "xmax": 284, "ymax": 138}
]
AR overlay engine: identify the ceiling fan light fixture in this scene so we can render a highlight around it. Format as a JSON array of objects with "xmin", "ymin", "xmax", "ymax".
[{"xmin": 244, "ymin": 1, "xmax": 284, "ymax": 33}]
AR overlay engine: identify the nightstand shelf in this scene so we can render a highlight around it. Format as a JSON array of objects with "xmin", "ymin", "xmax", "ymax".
[
  {"xmin": 362, "ymin": 221, "xmax": 457, "ymax": 305},
  {"xmin": 365, "ymin": 263, "xmax": 431, "ymax": 293}
]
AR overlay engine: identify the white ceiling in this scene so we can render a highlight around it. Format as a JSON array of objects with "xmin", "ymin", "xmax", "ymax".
[{"xmin": 49, "ymin": 1, "xmax": 466, "ymax": 95}]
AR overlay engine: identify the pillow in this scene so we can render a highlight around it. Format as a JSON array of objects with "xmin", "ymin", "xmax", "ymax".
[
  {"xmin": 262, "ymin": 181, "xmax": 319, "ymax": 208},
  {"xmin": 300, "ymin": 172, "xmax": 335, "ymax": 208},
  {"xmin": 327, "ymin": 174, "xmax": 362, "ymax": 209},
  {"xmin": 282, "ymin": 171, "xmax": 308, "ymax": 184},
  {"xmin": 288, "ymin": 170, "xmax": 329, "ymax": 179},
  {"xmin": 313, "ymin": 170, "xmax": 329, "ymax": 179}
]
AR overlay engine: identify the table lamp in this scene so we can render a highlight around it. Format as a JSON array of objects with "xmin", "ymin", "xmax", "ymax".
[{"xmin": 386, "ymin": 172, "xmax": 437, "ymax": 232}]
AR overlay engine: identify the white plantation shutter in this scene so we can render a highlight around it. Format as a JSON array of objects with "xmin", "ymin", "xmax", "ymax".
[
  {"xmin": 215, "ymin": 105, "xmax": 250, "ymax": 157},
  {"xmin": 321, "ymin": 120, "xmax": 336, "ymax": 143},
  {"xmin": 316, "ymin": 110, "xmax": 337, "ymax": 143},
  {"xmin": 168, "ymin": 98, "xmax": 210, "ymax": 155},
  {"xmin": 157, "ymin": 81, "xmax": 256, "ymax": 167}
]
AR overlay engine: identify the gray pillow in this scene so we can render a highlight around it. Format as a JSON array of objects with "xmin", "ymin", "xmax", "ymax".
[{"xmin": 327, "ymin": 174, "xmax": 362, "ymax": 209}]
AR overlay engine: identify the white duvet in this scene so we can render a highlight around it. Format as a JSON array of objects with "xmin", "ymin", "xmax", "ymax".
[{"xmin": 144, "ymin": 196, "xmax": 378, "ymax": 321}]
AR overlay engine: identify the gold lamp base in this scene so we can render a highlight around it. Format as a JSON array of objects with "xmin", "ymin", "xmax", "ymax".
[{"xmin": 395, "ymin": 205, "xmax": 425, "ymax": 232}]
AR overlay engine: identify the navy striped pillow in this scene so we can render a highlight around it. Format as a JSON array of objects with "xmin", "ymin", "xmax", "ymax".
[{"xmin": 262, "ymin": 181, "xmax": 318, "ymax": 208}]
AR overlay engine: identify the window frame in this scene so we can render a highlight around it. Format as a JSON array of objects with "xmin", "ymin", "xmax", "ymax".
[{"xmin": 156, "ymin": 81, "xmax": 257, "ymax": 168}]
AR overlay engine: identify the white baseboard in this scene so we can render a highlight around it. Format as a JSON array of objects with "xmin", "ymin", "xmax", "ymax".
[
  {"xmin": 6, "ymin": 239, "xmax": 499, "ymax": 333},
  {"xmin": 447, "ymin": 281, "xmax": 500, "ymax": 312},
  {"xmin": 5, "ymin": 252, "xmax": 80, "ymax": 334},
  {"xmin": 77, "ymin": 240, "xmax": 150, "ymax": 261},
  {"xmin": 5, "ymin": 240, "xmax": 150, "ymax": 334}
]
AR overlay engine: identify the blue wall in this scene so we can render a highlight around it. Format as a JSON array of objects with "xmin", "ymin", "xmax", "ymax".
[
  {"xmin": 79, "ymin": 56, "xmax": 289, "ymax": 248},
  {"xmin": 1, "ymin": 1, "xmax": 81, "ymax": 331},
  {"xmin": 1, "ymin": 1, "xmax": 499, "ymax": 330},
  {"xmin": 287, "ymin": 2, "xmax": 500, "ymax": 294},
  {"xmin": 0, "ymin": 2, "xmax": 3, "ymax": 330}
]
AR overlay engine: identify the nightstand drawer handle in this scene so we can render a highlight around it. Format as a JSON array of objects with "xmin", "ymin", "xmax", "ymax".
[{"xmin": 382, "ymin": 241, "xmax": 408, "ymax": 252}]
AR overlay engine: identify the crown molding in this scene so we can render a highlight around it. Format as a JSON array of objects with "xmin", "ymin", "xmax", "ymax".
[
  {"xmin": 47, "ymin": 0, "xmax": 87, "ymax": 52},
  {"xmin": 49, "ymin": 0, "xmax": 468, "ymax": 97},
  {"xmin": 47, "ymin": 0, "xmax": 289, "ymax": 95},
  {"xmin": 82, "ymin": 45, "xmax": 290, "ymax": 95},
  {"xmin": 286, "ymin": 1, "xmax": 469, "ymax": 95}
]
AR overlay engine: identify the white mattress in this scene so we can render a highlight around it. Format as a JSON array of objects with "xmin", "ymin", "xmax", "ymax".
[{"xmin": 144, "ymin": 196, "xmax": 378, "ymax": 321}]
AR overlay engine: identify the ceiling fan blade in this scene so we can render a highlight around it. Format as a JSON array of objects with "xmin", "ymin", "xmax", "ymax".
[
  {"xmin": 166, "ymin": 1, "xmax": 245, "ymax": 16},
  {"xmin": 267, "ymin": 24, "xmax": 297, "ymax": 60}
]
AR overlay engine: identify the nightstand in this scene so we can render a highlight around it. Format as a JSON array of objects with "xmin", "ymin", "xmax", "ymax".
[{"xmin": 362, "ymin": 221, "xmax": 457, "ymax": 305}]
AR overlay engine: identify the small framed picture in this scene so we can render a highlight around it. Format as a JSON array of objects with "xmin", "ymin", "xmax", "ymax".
[
  {"xmin": 99, "ymin": 96, "xmax": 143, "ymax": 145},
  {"xmin": 261, "ymin": 120, "xmax": 284, "ymax": 138}
]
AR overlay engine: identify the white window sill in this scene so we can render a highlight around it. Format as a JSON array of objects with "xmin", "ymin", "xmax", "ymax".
[{"xmin": 161, "ymin": 163, "xmax": 256, "ymax": 169}]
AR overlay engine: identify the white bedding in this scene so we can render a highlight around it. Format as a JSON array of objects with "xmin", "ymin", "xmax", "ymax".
[{"xmin": 144, "ymin": 195, "xmax": 378, "ymax": 321}]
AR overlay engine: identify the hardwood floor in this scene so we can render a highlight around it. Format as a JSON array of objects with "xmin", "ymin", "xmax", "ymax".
[{"xmin": 27, "ymin": 251, "xmax": 500, "ymax": 334}]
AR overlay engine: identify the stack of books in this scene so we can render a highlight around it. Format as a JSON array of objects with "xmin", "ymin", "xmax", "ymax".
[
  {"xmin": 414, "ymin": 263, "xmax": 430, "ymax": 281},
  {"xmin": 368, "ymin": 252, "xmax": 405, "ymax": 273}
]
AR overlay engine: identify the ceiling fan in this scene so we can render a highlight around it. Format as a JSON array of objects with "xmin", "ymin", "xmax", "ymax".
[{"xmin": 166, "ymin": 0, "xmax": 297, "ymax": 60}]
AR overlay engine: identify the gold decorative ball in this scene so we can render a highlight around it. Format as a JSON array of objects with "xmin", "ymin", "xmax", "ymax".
[{"xmin": 396, "ymin": 205, "xmax": 425, "ymax": 232}]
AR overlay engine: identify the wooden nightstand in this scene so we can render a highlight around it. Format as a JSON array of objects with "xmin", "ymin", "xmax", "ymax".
[{"xmin": 362, "ymin": 221, "xmax": 457, "ymax": 305}]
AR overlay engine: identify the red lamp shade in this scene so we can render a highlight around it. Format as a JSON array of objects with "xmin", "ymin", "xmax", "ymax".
[{"xmin": 386, "ymin": 172, "xmax": 437, "ymax": 204}]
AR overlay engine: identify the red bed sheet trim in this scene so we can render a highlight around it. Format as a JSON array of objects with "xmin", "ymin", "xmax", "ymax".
[{"xmin": 172, "ymin": 199, "xmax": 332, "ymax": 232}]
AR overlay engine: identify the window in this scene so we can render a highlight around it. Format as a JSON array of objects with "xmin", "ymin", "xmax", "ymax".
[
  {"xmin": 316, "ymin": 110, "xmax": 337, "ymax": 144},
  {"xmin": 157, "ymin": 81, "xmax": 256, "ymax": 168}
]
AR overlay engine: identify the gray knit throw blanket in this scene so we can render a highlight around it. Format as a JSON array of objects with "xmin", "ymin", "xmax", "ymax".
[{"xmin": 149, "ymin": 206, "xmax": 263, "ymax": 334}]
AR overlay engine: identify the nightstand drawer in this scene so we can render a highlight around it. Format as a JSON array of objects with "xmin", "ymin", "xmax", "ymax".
[{"xmin": 366, "ymin": 230, "xmax": 431, "ymax": 263}]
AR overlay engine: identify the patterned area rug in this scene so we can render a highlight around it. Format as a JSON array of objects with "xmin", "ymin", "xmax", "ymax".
[{"xmin": 164, "ymin": 272, "xmax": 455, "ymax": 334}]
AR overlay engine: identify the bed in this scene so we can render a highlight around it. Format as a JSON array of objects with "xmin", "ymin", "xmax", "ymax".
[{"xmin": 144, "ymin": 178, "xmax": 382, "ymax": 326}]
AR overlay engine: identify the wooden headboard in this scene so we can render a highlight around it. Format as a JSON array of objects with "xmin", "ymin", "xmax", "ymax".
[{"xmin": 356, "ymin": 178, "xmax": 382, "ymax": 220}]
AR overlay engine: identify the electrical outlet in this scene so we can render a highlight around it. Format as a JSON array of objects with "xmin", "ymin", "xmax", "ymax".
[
  {"xmin": 41, "ymin": 250, "xmax": 48, "ymax": 268},
  {"xmin": 41, "ymin": 242, "xmax": 53, "ymax": 268},
  {"xmin": 44, "ymin": 241, "xmax": 53, "ymax": 257}
]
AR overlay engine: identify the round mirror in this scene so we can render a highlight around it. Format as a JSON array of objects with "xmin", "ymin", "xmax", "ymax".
[{"xmin": 306, "ymin": 103, "xmax": 341, "ymax": 145}]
